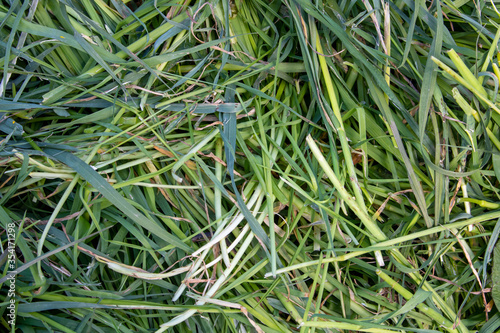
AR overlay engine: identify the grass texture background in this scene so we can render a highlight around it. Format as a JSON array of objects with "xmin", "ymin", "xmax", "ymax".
[{"xmin": 1, "ymin": 0, "xmax": 500, "ymax": 332}]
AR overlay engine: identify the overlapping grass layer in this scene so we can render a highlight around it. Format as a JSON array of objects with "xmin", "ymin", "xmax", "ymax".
[{"xmin": 1, "ymin": 0, "xmax": 500, "ymax": 332}]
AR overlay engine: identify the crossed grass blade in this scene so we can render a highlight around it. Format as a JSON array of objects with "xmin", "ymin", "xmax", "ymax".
[{"xmin": 0, "ymin": 0, "xmax": 499, "ymax": 332}]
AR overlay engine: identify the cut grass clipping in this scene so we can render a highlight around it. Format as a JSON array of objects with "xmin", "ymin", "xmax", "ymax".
[{"xmin": 1, "ymin": 0, "xmax": 500, "ymax": 332}]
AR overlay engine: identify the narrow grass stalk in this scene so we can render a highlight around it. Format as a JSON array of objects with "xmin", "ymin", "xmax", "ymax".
[
  {"xmin": 306, "ymin": 135, "xmax": 387, "ymax": 242},
  {"xmin": 266, "ymin": 210, "xmax": 500, "ymax": 275}
]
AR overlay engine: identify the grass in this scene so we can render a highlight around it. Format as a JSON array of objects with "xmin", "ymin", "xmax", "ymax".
[{"xmin": 1, "ymin": 0, "xmax": 500, "ymax": 332}]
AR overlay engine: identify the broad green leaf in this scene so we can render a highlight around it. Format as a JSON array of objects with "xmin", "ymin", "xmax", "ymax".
[{"xmin": 493, "ymin": 242, "xmax": 500, "ymax": 312}]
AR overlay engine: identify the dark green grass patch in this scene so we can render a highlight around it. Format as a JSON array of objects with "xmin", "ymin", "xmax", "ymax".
[{"xmin": 1, "ymin": 0, "xmax": 500, "ymax": 332}]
